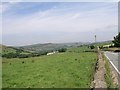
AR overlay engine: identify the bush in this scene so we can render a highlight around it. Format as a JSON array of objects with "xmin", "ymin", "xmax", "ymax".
[
  {"xmin": 90, "ymin": 45, "xmax": 95, "ymax": 49},
  {"xmin": 2, "ymin": 53, "xmax": 19, "ymax": 58},
  {"xmin": 114, "ymin": 50, "xmax": 120, "ymax": 52},
  {"xmin": 58, "ymin": 48, "xmax": 67, "ymax": 52},
  {"xmin": 18, "ymin": 54, "xmax": 29, "ymax": 58},
  {"xmin": 2, "ymin": 50, "xmax": 49, "ymax": 58},
  {"xmin": 99, "ymin": 46, "xmax": 103, "ymax": 49},
  {"xmin": 112, "ymin": 32, "xmax": 120, "ymax": 47}
]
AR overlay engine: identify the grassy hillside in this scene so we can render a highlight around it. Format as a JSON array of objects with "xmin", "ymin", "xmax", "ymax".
[
  {"xmin": 0, "ymin": 45, "xmax": 16, "ymax": 56},
  {"xmin": 0, "ymin": 45, "xmax": 31, "ymax": 58},
  {"xmin": 0, "ymin": 45, "xmax": 23, "ymax": 54},
  {"xmin": 1, "ymin": 44, "xmax": 68, "ymax": 58},
  {"xmin": 91, "ymin": 40, "xmax": 113, "ymax": 46},
  {"xmin": 18, "ymin": 42, "xmax": 87, "ymax": 53},
  {"xmin": 2, "ymin": 46, "xmax": 16, "ymax": 55},
  {"xmin": 2, "ymin": 46, "xmax": 97, "ymax": 88},
  {"xmin": 18, "ymin": 43, "xmax": 68, "ymax": 53},
  {"xmin": 1, "ymin": 42, "xmax": 89, "ymax": 57}
]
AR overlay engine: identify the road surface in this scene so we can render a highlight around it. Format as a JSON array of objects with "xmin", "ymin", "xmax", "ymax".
[{"xmin": 104, "ymin": 51, "xmax": 120, "ymax": 74}]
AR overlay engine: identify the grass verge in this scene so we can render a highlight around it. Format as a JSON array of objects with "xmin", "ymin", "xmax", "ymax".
[{"xmin": 102, "ymin": 53, "xmax": 117, "ymax": 88}]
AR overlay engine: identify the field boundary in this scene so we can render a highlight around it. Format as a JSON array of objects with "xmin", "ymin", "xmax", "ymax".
[{"xmin": 92, "ymin": 51, "xmax": 107, "ymax": 88}]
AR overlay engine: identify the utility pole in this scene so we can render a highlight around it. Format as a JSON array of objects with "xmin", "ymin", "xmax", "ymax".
[{"xmin": 95, "ymin": 35, "xmax": 96, "ymax": 43}]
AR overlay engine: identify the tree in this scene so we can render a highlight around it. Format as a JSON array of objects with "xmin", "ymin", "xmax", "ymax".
[
  {"xmin": 2, "ymin": 53, "xmax": 19, "ymax": 58},
  {"xmin": 58, "ymin": 48, "xmax": 67, "ymax": 52},
  {"xmin": 112, "ymin": 32, "xmax": 120, "ymax": 47},
  {"xmin": 90, "ymin": 45, "xmax": 95, "ymax": 49}
]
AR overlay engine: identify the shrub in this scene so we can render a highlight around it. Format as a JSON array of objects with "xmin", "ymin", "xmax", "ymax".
[
  {"xmin": 112, "ymin": 32, "xmax": 120, "ymax": 47},
  {"xmin": 58, "ymin": 48, "xmax": 67, "ymax": 52},
  {"xmin": 90, "ymin": 45, "xmax": 95, "ymax": 49}
]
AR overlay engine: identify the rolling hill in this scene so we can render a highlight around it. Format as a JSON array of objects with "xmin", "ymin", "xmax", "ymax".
[
  {"xmin": 0, "ymin": 44, "xmax": 31, "ymax": 58},
  {"xmin": 0, "ymin": 40, "xmax": 115, "ymax": 58},
  {"xmin": 0, "ymin": 40, "xmax": 112, "ymax": 56},
  {"xmin": 0, "ymin": 45, "xmax": 17, "ymax": 55},
  {"xmin": 17, "ymin": 42, "xmax": 88, "ymax": 53}
]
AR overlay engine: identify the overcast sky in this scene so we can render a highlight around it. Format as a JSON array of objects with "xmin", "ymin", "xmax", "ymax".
[{"xmin": 1, "ymin": 2, "xmax": 118, "ymax": 46}]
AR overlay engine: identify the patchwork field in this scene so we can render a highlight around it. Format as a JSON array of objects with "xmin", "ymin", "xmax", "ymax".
[{"xmin": 2, "ymin": 47, "xmax": 97, "ymax": 88}]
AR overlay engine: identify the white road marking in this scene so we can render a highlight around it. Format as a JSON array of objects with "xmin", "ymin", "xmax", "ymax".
[{"xmin": 104, "ymin": 53, "xmax": 120, "ymax": 75}]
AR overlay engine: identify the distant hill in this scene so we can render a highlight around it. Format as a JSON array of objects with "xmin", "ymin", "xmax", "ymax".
[
  {"xmin": 0, "ymin": 41, "xmax": 112, "ymax": 55},
  {"xmin": 0, "ymin": 42, "xmax": 88, "ymax": 57},
  {"xmin": 18, "ymin": 43, "xmax": 69, "ymax": 53},
  {"xmin": 17, "ymin": 42, "xmax": 88, "ymax": 53},
  {"xmin": 0, "ymin": 41, "xmax": 113, "ymax": 58},
  {"xmin": 90, "ymin": 40, "xmax": 113, "ymax": 46}
]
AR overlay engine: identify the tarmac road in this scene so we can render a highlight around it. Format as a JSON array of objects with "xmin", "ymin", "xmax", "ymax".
[{"xmin": 104, "ymin": 51, "xmax": 120, "ymax": 74}]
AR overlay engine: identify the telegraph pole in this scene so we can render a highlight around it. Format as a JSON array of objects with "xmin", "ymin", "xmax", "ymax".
[{"xmin": 95, "ymin": 35, "xmax": 96, "ymax": 43}]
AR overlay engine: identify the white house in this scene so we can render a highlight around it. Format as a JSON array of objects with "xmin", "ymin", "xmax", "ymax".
[
  {"xmin": 47, "ymin": 51, "xmax": 56, "ymax": 55},
  {"xmin": 103, "ymin": 44, "xmax": 114, "ymax": 48}
]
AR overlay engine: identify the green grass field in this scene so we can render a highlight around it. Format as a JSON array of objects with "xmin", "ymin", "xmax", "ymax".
[{"xmin": 2, "ymin": 47, "xmax": 97, "ymax": 88}]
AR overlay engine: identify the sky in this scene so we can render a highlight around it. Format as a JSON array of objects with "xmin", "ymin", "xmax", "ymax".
[{"xmin": 0, "ymin": 1, "xmax": 118, "ymax": 46}]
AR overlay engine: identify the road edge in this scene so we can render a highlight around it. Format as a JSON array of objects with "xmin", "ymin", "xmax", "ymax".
[{"xmin": 104, "ymin": 52, "xmax": 120, "ymax": 75}]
